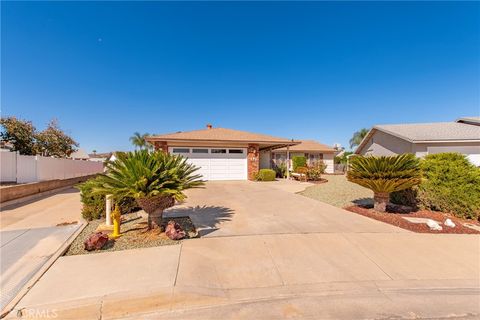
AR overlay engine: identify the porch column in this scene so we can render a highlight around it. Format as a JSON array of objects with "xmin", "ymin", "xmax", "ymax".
[
  {"xmin": 247, "ymin": 144, "xmax": 259, "ymax": 180},
  {"xmin": 286, "ymin": 145, "xmax": 290, "ymax": 179}
]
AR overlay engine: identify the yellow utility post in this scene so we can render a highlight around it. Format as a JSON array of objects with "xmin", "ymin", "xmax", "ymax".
[{"xmin": 109, "ymin": 206, "xmax": 122, "ymax": 239}]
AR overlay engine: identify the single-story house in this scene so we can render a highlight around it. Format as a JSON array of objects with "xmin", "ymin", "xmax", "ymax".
[
  {"xmin": 263, "ymin": 140, "xmax": 336, "ymax": 173},
  {"xmin": 146, "ymin": 125, "xmax": 335, "ymax": 180},
  {"xmin": 69, "ymin": 148, "xmax": 90, "ymax": 160},
  {"xmin": 355, "ymin": 117, "xmax": 480, "ymax": 166}
]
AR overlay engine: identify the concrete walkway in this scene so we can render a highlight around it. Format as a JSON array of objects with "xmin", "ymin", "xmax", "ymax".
[
  {"xmin": 8, "ymin": 182, "xmax": 480, "ymax": 319},
  {"xmin": 0, "ymin": 189, "xmax": 84, "ymax": 315}
]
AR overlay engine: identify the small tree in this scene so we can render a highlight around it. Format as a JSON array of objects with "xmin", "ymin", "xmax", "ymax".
[
  {"xmin": 36, "ymin": 119, "xmax": 79, "ymax": 157},
  {"xmin": 347, "ymin": 154, "xmax": 421, "ymax": 212},
  {"xmin": 0, "ymin": 117, "xmax": 37, "ymax": 155},
  {"xmin": 93, "ymin": 150, "xmax": 204, "ymax": 230}
]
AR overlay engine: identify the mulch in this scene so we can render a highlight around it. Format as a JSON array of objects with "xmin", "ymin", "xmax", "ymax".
[{"xmin": 345, "ymin": 205, "xmax": 480, "ymax": 234}]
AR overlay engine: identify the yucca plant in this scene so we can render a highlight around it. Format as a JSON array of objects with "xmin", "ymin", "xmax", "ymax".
[
  {"xmin": 347, "ymin": 154, "xmax": 421, "ymax": 212},
  {"xmin": 93, "ymin": 150, "xmax": 204, "ymax": 229}
]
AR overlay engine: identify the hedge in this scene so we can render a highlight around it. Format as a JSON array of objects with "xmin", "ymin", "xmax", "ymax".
[
  {"xmin": 391, "ymin": 153, "xmax": 480, "ymax": 220},
  {"xmin": 255, "ymin": 169, "xmax": 276, "ymax": 181}
]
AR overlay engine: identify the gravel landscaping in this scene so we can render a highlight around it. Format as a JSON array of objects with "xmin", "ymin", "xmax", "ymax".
[
  {"xmin": 65, "ymin": 212, "xmax": 198, "ymax": 256},
  {"xmin": 300, "ymin": 174, "xmax": 373, "ymax": 207}
]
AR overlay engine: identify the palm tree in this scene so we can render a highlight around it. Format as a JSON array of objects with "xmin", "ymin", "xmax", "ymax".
[
  {"xmin": 94, "ymin": 150, "xmax": 204, "ymax": 229},
  {"xmin": 349, "ymin": 128, "xmax": 369, "ymax": 149},
  {"xmin": 347, "ymin": 154, "xmax": 421, "ymax": 212},
  {"xmin": 129, "ymin": 132, "xmax": 151, "ymax": 149}
]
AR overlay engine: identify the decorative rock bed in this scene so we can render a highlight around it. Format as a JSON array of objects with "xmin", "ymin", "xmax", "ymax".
[{"xmin": 65, "ymin": 212, "xmax": 198, "ymax": 255}]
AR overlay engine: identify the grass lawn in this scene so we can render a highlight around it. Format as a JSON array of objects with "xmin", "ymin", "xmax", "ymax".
[{"xmin": 300, "ymin": 174, "xmax": 373, "ymax": 208}]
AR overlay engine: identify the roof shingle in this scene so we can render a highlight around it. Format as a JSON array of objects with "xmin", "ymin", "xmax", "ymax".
[{"xmin": 146, "ymin": 127, "xmax": 296, "ymax": 144}]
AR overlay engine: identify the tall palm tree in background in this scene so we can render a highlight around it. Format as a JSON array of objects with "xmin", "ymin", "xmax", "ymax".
[
  {"xmin": 130, "ymin": 132, "xmax": 151, "ymax": 150},
  {"xmin": 349, "ymin": 128, "xmax": 369, "ymax": 149}
]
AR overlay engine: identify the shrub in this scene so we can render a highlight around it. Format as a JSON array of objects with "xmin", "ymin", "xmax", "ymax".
[
  {"xmin": 347, "ymin": 154, "xmax": 421, "ymax": 212},
  {"xmin": 93, "ymin": 150, "xmax": 204, "ymax": 229},
  {"xmin": 273, "ymin": 162, "xmax": 287, "ymax": 178},
  {"xmin": 76, "ymin": 177, "xmax": 138, "ymax": 221},
  {"xmin": 307, "ymin": 161, "xmax": 327, "ymax": 181},
  {"xmin": 417, "ymin": 153, "xmax": 480, "ymax": 220},
  {"xmin": 292, "ymin": 156, "xmax": 307, "ymax": 171},
  {"xmin": 255, "ymin": 169, "xmax": 276, "ymax": 181}
]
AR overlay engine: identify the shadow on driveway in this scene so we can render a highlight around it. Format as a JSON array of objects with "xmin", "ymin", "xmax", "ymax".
[{"xmin": 165, "ymin": 205, "xmax": 234, "ymax": 236}]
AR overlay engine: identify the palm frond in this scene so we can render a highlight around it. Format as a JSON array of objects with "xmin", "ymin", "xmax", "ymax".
[
  {"xmin": 92, "ymin": 150, "xmax": 204, "ymax": 203},
  {"xmin": 347, "ymin": 154, "xmax": 421, "ymax": 193}
]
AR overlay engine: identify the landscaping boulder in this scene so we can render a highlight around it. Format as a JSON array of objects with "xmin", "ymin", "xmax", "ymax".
[
  {"xmin": 444, "ymin": 219, "xmax": 456, "ymax": 228},
  {"xmin": 165, "ymin": 220, "xmax": 186, "ymax": 240},
  {"xmin": 84, "ymin": 232, "xmax": 109, "ymax": 251},
  {"xmin": 426, "ymin": 219, "xmax": 443, "ymax": 231}
]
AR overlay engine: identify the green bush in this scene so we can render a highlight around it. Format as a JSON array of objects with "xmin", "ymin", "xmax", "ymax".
[
  {"xmin": 418, "ymin": 153, "xmax": 480, "ymax": 220},
  {"xmin": 391, "ymin": 153, "xmax": 480, "ymax": 220},
  {"xmin": 292, "ymin": 156, "xmax": 307, "ymax": 171},
  {"xmin": 255, "ymin": 169, "xmax": 276, "ymax": 181},
  {"xmin": 76, "ymin": 177, "xmax": 138, "ymax": 221},
  {"xmin": 273, "ymin": 162, "xmax": 287, "ymax": 178},
  {"xmin": 307, "ymin": 161, "xmax": 327, "ymax": 181}
]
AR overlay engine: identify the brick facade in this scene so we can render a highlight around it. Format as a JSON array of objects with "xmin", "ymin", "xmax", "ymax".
[
  {"xmin": 154, "ymin": 141, "xmax": 168, "ymax": 153},
  {"xmin": 247, "ymin": 144, "xmax": 259, "ymax": 180}
]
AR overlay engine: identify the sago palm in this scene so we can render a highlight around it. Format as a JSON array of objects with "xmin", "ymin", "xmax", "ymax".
[
  {"xmin": 94, "ymin": 150, "xmax": 204, "ymax": 229},
  {"xmin": 347, "ymin": 154, "xmax": 421, "ymax": 212}
]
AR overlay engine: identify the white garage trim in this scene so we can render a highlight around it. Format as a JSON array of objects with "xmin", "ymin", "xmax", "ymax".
[{"xmin": 169, "ymin": 147, "xmax": 248, "ymax": 181}]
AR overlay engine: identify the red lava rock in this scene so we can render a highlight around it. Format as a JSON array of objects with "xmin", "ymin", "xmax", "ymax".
[
  {"xmin": 84, "ymin": 232, "xmax": 110, "ymax": 251},
  {"xmin": 345, "ymin": 205, "xmax": 480, "ymax": 234},
  {"xmin": 165, "ymin": 220, "xmax": 186, "ymax": 240}
]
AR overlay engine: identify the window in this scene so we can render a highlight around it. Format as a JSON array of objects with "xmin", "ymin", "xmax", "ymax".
[
  {"xmin": 172, "ymin": 148, "xmax": 190, "ymax": 154},
  {"xmin": 192, "ymin": 148, "xmax": 208, "ymax": 154},
  {"xmin": 229, "ymin": 149, "xmax": 243, "ymax": 154},
  {"xmin": 211, "ymin": 149, "xmax": 226, "ymax": 153}
]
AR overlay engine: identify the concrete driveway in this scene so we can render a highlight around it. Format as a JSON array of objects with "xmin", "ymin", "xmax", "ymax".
[
  {"xmin": 167, "ymin": 180, "xmax": 406, "ymax": 237},
  {"xmin": 9, "ymin": 181, "xmax": 480, "ymax": 319}
]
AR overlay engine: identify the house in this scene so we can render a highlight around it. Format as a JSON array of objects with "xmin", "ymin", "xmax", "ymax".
[
  {"xmin": 69, "ymin": 148, "xmax": 90, "ymax": 160},
  {"xmin": 146, "ymin": 125, "xmax": 305, "ymax": 180},
  {"xmin": 265, "ymin": 140, "xmax": 336, "ymax": 173},
  {"xmin": 355, "ymin": 117, "xmax": 480, "ymax": 166}
]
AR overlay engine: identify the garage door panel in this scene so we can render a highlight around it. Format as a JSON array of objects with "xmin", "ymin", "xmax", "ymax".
[{"xmin": 169, "ymin": 147, "xmax": 247, "ymax": 181}]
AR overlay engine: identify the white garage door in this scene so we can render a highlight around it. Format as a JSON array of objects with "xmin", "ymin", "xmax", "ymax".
[{"xmin": 169, "ymin": 147, "xmax": 247, "ymax": 180}]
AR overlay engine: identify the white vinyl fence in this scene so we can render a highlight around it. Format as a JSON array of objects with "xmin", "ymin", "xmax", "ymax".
[{"xmin": 0, "ymin": 151, "xmax": 104, "ymax": 183}]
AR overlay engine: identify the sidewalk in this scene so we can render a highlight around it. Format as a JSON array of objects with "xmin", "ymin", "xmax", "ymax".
[
  {"xmin": 11, "ymin": 232, "xmax": 480, "ymax": 319},
  {"xmin": 0, "ymin": 189, "xmax": 85, "ymax": 316}
]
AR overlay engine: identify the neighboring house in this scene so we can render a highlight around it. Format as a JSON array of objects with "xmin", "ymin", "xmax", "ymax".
[
  {"xmin": 266, "ymin": 140, "xmax": 336, "ymax": 173},
  {"xmin": 146, "ymin": 125, "xmax": 302, "ymax": 180},
  {"xmin": 355, "ymin": 117, "xmax": 480, "ymax": 166},
  {"xmin": 69, "ymin": 148, "xmax": 90, "ymax": 160}
]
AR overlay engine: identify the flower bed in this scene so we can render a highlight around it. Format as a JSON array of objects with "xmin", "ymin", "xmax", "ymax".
[{"xmin": 345, "ymin": 205, "xmax": 480, "ymax": 234}]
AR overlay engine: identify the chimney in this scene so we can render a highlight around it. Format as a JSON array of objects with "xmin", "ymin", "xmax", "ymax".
[{"xmin": 206, "ymin": 124, "xmax": 213, "ymax": 129}]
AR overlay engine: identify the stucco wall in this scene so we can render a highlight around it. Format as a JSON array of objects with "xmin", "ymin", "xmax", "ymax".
[
  {"xmin": 414, "ymin": 142, "xmax": 480, "ymax": 165},
  {"xmin": 358, "ymin": 130, "xmax": 413, "ymax": 156}
]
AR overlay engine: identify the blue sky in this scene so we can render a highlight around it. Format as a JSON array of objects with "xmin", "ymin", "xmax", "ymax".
[{"xmin": 2, "ymin": 1, "xmax": 479, "ymax": 153}]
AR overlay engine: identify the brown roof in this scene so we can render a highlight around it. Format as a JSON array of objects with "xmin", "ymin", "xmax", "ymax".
[
  {"xmin": 275, "ymin": 140, "xmax": 335, "ymax": 153},
  {"xmin": 146, "ymin": 127, "xmax": 298, "ymax": 145}
]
